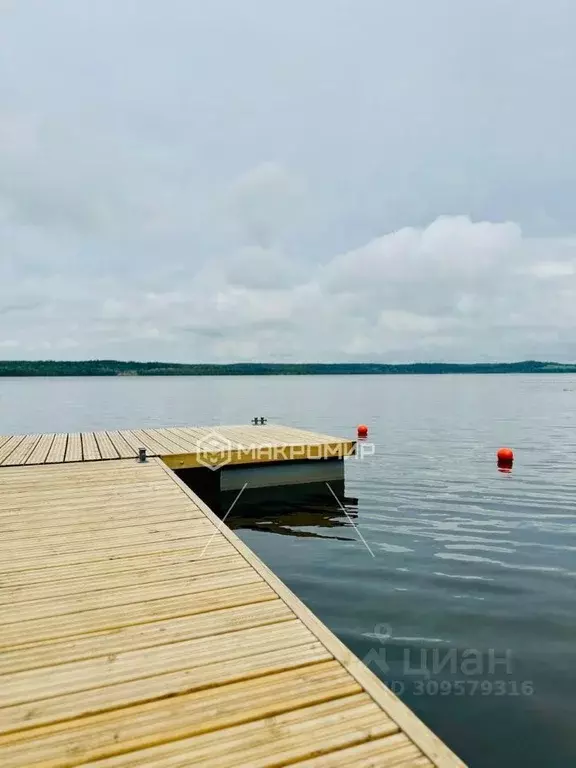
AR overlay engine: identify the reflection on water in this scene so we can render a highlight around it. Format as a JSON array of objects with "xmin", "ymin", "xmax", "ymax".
[{"xmin": 221, "ymin": 481, "xmax": 359, "ymax": 542}]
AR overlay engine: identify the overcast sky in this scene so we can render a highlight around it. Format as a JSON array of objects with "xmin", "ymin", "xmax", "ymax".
[{"xmin": 1, "ymin": 0, "xmax": 575, "ymax": 362}]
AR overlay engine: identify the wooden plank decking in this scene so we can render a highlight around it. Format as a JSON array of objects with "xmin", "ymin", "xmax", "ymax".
[
  {"xmin": 0, "ymin": 458, "xmax": 465, "ymax": 767},
  {"xmin": 0, "ymin": 425, "xmax": 355, "ymax": 469}
]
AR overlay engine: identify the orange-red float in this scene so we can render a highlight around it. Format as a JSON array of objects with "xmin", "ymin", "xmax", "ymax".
[{"xmin": 497, "ymin": 447, "xmax": 514, "ymax": 463}]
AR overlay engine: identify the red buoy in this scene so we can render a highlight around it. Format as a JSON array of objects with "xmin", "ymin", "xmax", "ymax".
[
  {"xmin": 357, "ymin": 424, "xmax": 368, "ymax": 439},
  {"xmin": 497, "ymin": 447, "xmax": 514, "ymax": 472},
  {"xmin": 497, "ymin": 447, "xmax": 514, "ymax": 463}
]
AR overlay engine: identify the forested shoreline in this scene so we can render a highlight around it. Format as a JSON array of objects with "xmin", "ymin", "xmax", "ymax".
[{"xmin": 1, "ymin": 360, "xmax": 576, "ymax": 376}]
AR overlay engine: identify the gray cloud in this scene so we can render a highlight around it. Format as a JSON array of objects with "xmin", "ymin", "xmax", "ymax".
[{"xmin": 1, "ymin": 0, "xmax": 576, "ymax": 361}]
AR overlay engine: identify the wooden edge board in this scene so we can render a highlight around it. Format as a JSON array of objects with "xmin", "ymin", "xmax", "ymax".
[
  {"xmin": 161, "ymin": 440, "xmax": 356, "ymax": 470},
  {"xmin": 152, "ymin": 457, "xmax": 465, "ymax": 768}
]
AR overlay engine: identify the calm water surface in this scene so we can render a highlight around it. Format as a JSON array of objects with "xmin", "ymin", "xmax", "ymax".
[{"xmin": 1, "ymin": 374, "xmax": 575, "ymax": 767}]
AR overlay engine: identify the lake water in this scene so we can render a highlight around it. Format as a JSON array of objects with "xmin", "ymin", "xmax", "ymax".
[{"xmin": 1, "ymin": 374, "xmax": 575, "ymax": 767}]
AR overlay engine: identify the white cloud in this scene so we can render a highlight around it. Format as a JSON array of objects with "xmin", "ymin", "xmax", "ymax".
[{"xmin": 3, "ymin": 197, "xmax": 576, "ymax": 361}]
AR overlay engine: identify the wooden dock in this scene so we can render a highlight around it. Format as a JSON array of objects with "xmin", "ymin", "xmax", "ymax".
[
  {"xmin": 0, "ymin": 425, "xmax": 355, "ymax": 469},
  {"xmin": 0, "ymin": 426, "xmax": 465, "ymax": 767}
]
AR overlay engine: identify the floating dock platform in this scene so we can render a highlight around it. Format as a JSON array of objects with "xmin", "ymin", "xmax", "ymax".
[
  {"xmin": 0, "ymin": 424, "xmax": 464, "ymax": 767},
  {"xmin": 0, "ymin": 424, "xmax": 356, "ymax": 469}
]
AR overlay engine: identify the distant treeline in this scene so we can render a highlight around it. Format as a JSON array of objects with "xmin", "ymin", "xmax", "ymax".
[{"xmin": 1, "ymin": 360, "xmax": 576, "ymax": 377}]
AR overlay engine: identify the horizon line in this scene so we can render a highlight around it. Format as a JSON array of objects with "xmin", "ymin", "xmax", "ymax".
[{"xmin": 1, "ymin": 359, "xmax": 575, "ymax": 367}]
